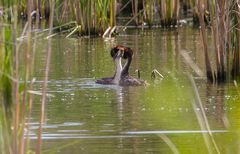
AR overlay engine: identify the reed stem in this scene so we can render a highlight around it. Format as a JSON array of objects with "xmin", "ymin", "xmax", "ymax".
[
  {"xmin": 197, "ymin": 0, "xmax": 213, "ymax": 82},
  {"xmin": 36, "ymin": 0, "xmax": 55, "ymax": 153}
]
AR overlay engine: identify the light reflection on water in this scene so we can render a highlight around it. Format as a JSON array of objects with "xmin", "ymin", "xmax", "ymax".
[{"xmin": 28, "ymin": 28, "xmax": 240, "ymax": 153}]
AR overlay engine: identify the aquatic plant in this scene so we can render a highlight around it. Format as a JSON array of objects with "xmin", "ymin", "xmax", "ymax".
[
  {"xmin": 36, "ymin": 0, "xmax": 55, "ymax": 153},
  {"xmin": 189, "ymin": 75, "xmax": 220, "ymax": 153},
  {"xmin": 0, "ymin": 22, "xmax": 14, "ymax": 154},
  {"xmin": 230, "ymin": 0, "xmax": 240, "ymax": 78},
  {"xmin": 144, "ymin": 0, "xmax": 154, "ymax": 26},
  {"xmin": 122, "ymin": 0, "xmax": 181, "ymax": 27},
  {"xmin": 197, "ymin": 0, "xmax": 213, "ymax": 82},
  {"xmin": 1, "ymin": 0, "xmax": 209, "ymax": 35},
  {"xmin": 157, "ymin": 0, "xmax": 180, "ymax": 27},
  {"xmin": 64, "ymin": 0, "xmax": 115, "ymax": 36},
  {"xmin": 0, "ymin": 0, "xmax": 46, "ymax": 153},
  {"xmin": 198, "ymin": 0, "xmax": 240, "ymax": 82}
]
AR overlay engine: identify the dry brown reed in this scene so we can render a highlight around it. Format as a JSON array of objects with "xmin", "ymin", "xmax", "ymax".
[
  {"xmin": 197, "ymin": 0, "xmax": 214, "ymax": 82},
  {"xmin": 230, "ymin": 1, "xmax": 240, "ymax": 77},
  {"xmin": 36, "ymin": 0, "xmax": 55, "ymax": 153},
  {"xmin": 198, "ymin": 0, "xmax": 240, "ymax": 82}
]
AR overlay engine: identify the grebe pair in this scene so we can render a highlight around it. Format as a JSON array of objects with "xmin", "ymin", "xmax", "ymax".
[{"xmin": 96, "ymin": 45, "xmax": 145, "ymax": 86}]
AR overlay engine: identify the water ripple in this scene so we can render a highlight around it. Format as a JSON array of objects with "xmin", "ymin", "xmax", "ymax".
[{"xmin": 122, "ymin": 130, "xmax": 228, "ymax": 135}]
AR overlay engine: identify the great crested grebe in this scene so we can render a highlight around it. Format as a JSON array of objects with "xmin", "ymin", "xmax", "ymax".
[
  {"xmin": 97, "ymin": 45, "xmax": 160, "ymax": 86},
  {"xmin": 96, "ymin": 47, "xmax": 123, "ymax": 85},
  {"xmin": 114, "ymin": 45, "xmax": 146, "ymax": 86}
]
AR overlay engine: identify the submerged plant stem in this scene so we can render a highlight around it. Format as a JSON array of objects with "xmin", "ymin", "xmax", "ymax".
[
  {"xmin": 189, "ymin": 74, "xmax": 220, "ymax": 154},
  {"xmin": 36, "ymin": 0, "xmax": 55, "ymax": 153}
]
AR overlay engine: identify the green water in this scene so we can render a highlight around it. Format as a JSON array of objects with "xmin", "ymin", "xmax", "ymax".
[{"xmin": 28, "ymin": 28, "xmax": 240, "ymax": 153}]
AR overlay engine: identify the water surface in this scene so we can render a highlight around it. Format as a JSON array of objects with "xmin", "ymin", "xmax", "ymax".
[{"xmin": 28, "ymin": 28, "xmax": 240, "ymax": 153}]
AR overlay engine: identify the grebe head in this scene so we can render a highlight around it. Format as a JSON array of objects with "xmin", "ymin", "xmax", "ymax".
[
  {"xmin": 111, "ymin": 45, "xmax": 133, "ymax": 59},
  {"xmin": 109, "ymin": 45, "xmax": 147, "ymax": 86},
  {"xmin": 110, "ymin": 47, "xmax": 119, "ymax": 58},
  {"xmin": 122, "ymin": 47, "xmax": 133, "ymax": 59},
  {"xmin": 111, "ymin": 47, "xmax": 124, "ymax": 60}
]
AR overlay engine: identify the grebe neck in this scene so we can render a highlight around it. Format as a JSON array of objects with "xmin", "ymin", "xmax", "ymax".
[
  {"xmin": 112, "ymin": 57, "xmax": 122, "ymax": 84},
  {"xmin": 121, "ymin": 55, "xmax": 132, "ymax": 77}
]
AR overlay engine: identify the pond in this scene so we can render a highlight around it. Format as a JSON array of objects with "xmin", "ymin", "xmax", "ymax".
[{"xmin": 27, "ymin": 27, "xmax": 240, "ymax": 153}]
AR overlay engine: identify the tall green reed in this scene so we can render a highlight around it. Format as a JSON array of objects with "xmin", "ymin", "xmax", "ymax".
[
  {"xmin": 131, "ymin": 0, "xmax": 139, "ymax": 25},
  {"xmin": 144, "ymin": 0, "xmax": 154, "ymax": 26},
  {"xmin": 62, "ymin": 0, "xmax": 114, "ymax": 36},
  {"xmin": 157, "ymin": 0, "xmax": 180, "ymax": 27},
  {"xmin": 0, "ymin": 2, "xmax": 17, "ymax": 153},
  {"xmin": 188, "ymin": 0, "xmax": 198, "ymax": 24},
  {"xmin": 0, "ymin": 24, "xmax": 14, "ymax": 154},
  {"xmin": 0, "ymin": 0, "xmax": 40, "ymax": 153}
]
